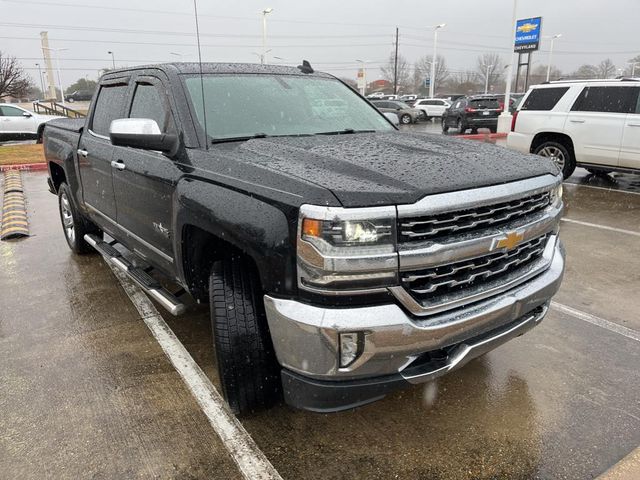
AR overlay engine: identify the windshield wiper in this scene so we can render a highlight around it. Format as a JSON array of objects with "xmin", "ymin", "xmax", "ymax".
[
  {"xmin": 211, "ymin": 133, "xmax": 269, "ymax": 144},
  {"xmin": 315, "ymin": 128, "xmax": 376, "ymax": 136}
]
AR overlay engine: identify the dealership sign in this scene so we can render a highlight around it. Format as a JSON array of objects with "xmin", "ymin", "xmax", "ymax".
[{"xmin": 514, "ymin": 17, "xmax": 542, "ymax": 52}]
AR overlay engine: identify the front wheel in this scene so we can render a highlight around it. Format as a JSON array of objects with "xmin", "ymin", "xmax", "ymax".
[
  {"xmin": 58, "ymin": 182, "xmax": 101, "ymax": 254},
  {"xmin": 533, "ymin": 141, "xmax": 576, "ymax": 179},
  {"xmin": 67, "ymin": 98, "xmax": 74, "ymax": 103},
  {"xmin": 457, "ymin": 118, "xmax": 465, "ymax": 133},
  {"xmin": 400, "ymin": 114, "xmax": 412, "ymax": 125},
  {"xmin": 442, "ymin": 118, "xmax": 450, "ymax": 133},
  {"xmin": 209, "ymin": 256, "xmax": 281, "ymax": 415}
]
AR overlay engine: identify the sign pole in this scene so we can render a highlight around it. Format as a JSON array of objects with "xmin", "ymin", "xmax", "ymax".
[{"xmin": 497, "ymin": 0, "xmax": 519, "ymax": 133}]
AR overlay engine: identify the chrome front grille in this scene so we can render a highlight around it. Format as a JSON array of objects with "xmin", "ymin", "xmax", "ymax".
[
  {"xmin": 401, "ymin": 234, "xmax": 549, "ymax": 299},
  {"xmin": 399, "ymin": 191, "xmax": 551, "ymax": 242}
]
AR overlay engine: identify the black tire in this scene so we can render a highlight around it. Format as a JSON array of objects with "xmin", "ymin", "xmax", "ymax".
[
  {"xmin": 470, "ymin": 128, "xmax": 478, "ymax": 135},
  {"xmin": 442, "ymin": 118, "xmax": 449, "ymax": 133},
  {"xmin": 36, "ymin": 125, "xmax": 45, "ymax": 144},
  {"xmin": 209, "ymin": 256, "xmax": 281, "ymax": 415},
  {"xmin": 400, "ymin": 114, "xmax": 412, "ymax": 125},
  {"xmin": 67, "ymin": 97, "xmax": 74, "ymax": 103},
  {"xmin": 457, "ymin": 118, "xmax": 465, "ymax": 133},
  {"xmin": 58, "ymin": 182, "xmax": 101, "ymax": 254},
  {"xmin": 489, "ymin": 127, "xmax": 497, "ymax": 134},
  {"xmin": 533, "ymin": 140, "xmax": 576, "ymax": 179}
]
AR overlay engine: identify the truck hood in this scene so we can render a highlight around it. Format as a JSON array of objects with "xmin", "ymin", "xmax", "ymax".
[{"xmin": 221, "ymin": 132, "xmax": 558, "ymax": 207}]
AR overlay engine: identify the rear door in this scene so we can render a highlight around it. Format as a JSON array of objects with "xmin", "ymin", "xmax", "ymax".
[
  {"xmin": 565, "ymin": 85, "xmax": 637, "ymax": 167},
  {"xmin": 0, "ymin": 105, "xmax": 38, "ymax": 135},
  {"xmin": 619, "ymin": 87, "xmax": 640, "ymax": 169},
  {"xmin": 111, "ymin": 74, "xmax": 180, "ymax": 270},
  {"xmin": 78, "ymin": 80, "xmax": 129, "ymax": 221}
]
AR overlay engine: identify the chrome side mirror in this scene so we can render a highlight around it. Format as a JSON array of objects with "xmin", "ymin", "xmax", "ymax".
[
  {"xmin": 22, "ymin": 111, "xmax": 32, "ymax": 118},
  {"xmin": 109, "ymin": 118, "xmax": 179, "ymax": 156}
]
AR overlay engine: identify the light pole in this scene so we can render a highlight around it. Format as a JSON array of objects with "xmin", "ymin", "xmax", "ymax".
[
  {"xmin": 429, "ymin": 23, "xmax": 446, "ymax": 99},
  {"xmin": 498, "ymin": 0, "xmax": 518, "ymax": 133},
  {"xmin": 356, "ymin": 59, "xmax": 369, "ymax": 96},
  {"xmin": 261, "ymin": 7, "xmax": 273, "ymax": 65},
  {"xmin": 35, "ymin": 63, "xmax": 45, "ymax": 98},
  {"xmin": 483, "ymin": 64, "xmax": 494, "ymax": 94},
  {"xmin": 628, "ymin": 62, "xmax": 640, "ymax": 77},
  {"xmin": 546, "ymin": 34, "xmax": 562, "ymax": 82},
  {"xmin": 42, "ymin": 47, "xmax": 68, "ymax": 105},
  {"xmin": 107, "ymin": 50, "xmax": 115, "ymax": 69}
]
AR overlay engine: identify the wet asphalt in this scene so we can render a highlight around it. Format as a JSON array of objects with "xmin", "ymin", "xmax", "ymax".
[{"xmin": 1, "ymin": 133, "xmax": 639, "ymax": 479}]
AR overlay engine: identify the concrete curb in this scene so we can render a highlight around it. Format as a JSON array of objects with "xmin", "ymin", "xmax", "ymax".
[{"xmin": 0, "ymin": 163, "xmax": 48, "ymax": 172}]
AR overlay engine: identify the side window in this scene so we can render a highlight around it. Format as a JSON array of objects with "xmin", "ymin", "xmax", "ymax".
[
  {"xmin": 634, "ymin": 89, "xmax": 640, "ymax": 114},
  {"xmin": 571, "ymin": 86, "xmax": 639, "ymax": 114},
  {"xmin": 521, "ymin": 87, "xmax": 569, "ymax": 111},
  {"xmin": 0, "ymin": 106, "xmax": 25, "ymax": 117},
  {"xmin": 91, "ymin": 84, "xmax": 128, "ymax": 136},
  {"xmin": 129, "ymin": 82, "xmax": 174, "ymax": 133},
  {"xmin": 454, "ymin": 101, "xmax": 461, "ymax": 109}
]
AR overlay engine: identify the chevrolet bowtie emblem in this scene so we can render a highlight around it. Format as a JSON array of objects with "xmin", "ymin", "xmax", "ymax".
[{"xmin": 495, "ymin": 231, "xmax": 524, "ymax": 250}]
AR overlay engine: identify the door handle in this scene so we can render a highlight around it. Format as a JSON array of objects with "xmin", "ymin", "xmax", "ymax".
[
  {"xmin": 628, "ymin": 123, "xmax": 640, "ymax": 127},
  {"xmin": 569, "ymin": 119, "xmax": 585, "ymax": 124},
  {"xmin": 77, "ymin": 149, "xmax": 88, "ymax": 157},
  {"xmin": 110, "ymin": 160, "xmax": 126, "ymax": 171}
]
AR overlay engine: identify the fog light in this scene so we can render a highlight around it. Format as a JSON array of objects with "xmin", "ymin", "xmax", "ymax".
[{"xmin": 339, "ymin": 332, "xmax": 362, "ymax": 368}]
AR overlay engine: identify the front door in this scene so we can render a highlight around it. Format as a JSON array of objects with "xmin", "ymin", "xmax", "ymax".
[
  {"xmin": 564, "ymin": 86, "xmax": 637, "ymax": 167},
  {"xmin": 111, "ymin": 75, "xmax": 180, "ymax": 271},
  {"xmin": 78, "ymin": 82, "xmax": 129, "ymax": 221},
  {"xmin": 0, "ymin": 105, "xmax": 37, "ymax": 137},
  {"xmin": 619, "ymin": 87, "xmax": 640, "ymax": 169}
]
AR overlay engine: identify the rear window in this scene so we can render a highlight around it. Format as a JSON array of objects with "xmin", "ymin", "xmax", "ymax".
[
  {"xmin": 469, "ymin": 98, "xmax": 500, "ymax": 109},
  {"xmin": 571, "ymin": 86, "xmax": 640, "ymax": 114},
  {"xmin": 91, "ymin": 84, "xmax": 128, "ymax": 136},
  {"xmin": 521, "ymin": 87, "xmax": 569, "ymax": 111}
]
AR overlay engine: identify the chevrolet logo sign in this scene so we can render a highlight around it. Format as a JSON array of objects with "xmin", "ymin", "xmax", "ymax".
[
  {"xmin": 517, "ymin": 23, "xmax": 538, "ymax": 33},
  {"xmin": 494, "ymin": 231, "xmax": 525, "ymax": 250}
]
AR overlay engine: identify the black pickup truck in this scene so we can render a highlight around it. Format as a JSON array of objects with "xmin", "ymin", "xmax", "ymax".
[{"xmin": 44, "ymin": 63, "xmax": 565, "ymax": 414}]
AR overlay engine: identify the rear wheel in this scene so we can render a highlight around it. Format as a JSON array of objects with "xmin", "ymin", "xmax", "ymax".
[
  {"xmin": 533, "ymin": 141, "xmax": 576, "ymax": 179},
  {"xmin": 400, "ymin": 114, "xmax": 412, "ymax": 125},
  {"xmin": 489, "ymin": 127, "xmax": 497, "ymax": 134},
  {"xmin": 457, "ymin": 118, "xmax": 465, "ymax": 133},
  {"xmin": 57, "ymin": 182, "xmax": 101, "ymax": 254},
  {"xmin": 442, "ymin": 118, "xmax": 449, "ymax": 133},
  {"xmin": 209, "ymin": 256, "xmax": 281, "ymax": 415},
  {"xmin": 36, "ymin": 125, "xmax": 45, "ymax": 144}
]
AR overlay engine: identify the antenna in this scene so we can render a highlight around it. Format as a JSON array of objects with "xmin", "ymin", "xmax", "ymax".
[{"xmin": 192, "ymin": 0, "xmax": 208, "ymax": 150}]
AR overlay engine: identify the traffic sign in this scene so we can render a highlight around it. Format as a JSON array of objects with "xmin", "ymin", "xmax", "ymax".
[
  {"xmin": 514, "ymin": 17, "xmax": 542, "ymax": 52},
  {"xmin": 424, "ymin": 78, "xmax": 431, "ymax": 87}
]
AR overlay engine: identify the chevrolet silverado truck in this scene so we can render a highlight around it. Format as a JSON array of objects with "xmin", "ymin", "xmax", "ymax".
[{"xmin": 44, "ymin": 63, "xmax": 565, "ymax": 414}]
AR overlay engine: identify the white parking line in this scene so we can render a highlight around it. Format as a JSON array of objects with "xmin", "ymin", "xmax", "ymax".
[
  {"xmin": 108, "ymin": 264, "xmax": 283, "ymax": 480},
  {"xmin": 551, "ymin": 301, "xmax": 640, "ymax": 343},
  {"xmin": 561, "ymin": 218, "xmax": 640, "ymax": 237},
  {"xmin": 565, "ymin": 182, "xmax": 640, "ymax": 196}
]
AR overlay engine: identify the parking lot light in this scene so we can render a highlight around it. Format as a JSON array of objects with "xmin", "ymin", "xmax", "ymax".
[
  {"xmin": 261, "ymin": 7, "xmax": 274, "ymax": 65},
  {"xmin": 429, "ymin": 23, "xmax": 446, "ymax": 99},
  {"xmin": 546, "ymin": 34, "xmax": 563, "ymax": 82}
]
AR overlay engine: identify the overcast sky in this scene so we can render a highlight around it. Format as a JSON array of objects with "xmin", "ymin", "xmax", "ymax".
[{"xmin": 1, "ymin": 0, "xmax": 639, "ymax": 89}]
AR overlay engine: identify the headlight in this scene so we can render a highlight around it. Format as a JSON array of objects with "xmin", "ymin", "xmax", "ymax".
[
  {"xmin": 549, "ymin": 182, "xmax": 563, "ymax": 207},
  {"xmin": 297, "ymin": 204, "xmax": 398, "ymax": 293}
]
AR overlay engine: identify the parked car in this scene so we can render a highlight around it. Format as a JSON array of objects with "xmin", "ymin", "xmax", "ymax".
[
  {"xmin": 399, "ymin": 94, "xmax": 418, "ymax": 102},
  {"xmin": 0, "ymin": 104, "xmax": 62, "ymax": 143},
  {"xmin": 442, "ymin": 95, "xmax": 502, "ymax": 134},
  {"xmin": 437, "ymin": 93, "xmax": 466, "ymax": 102},
  {"xmin": 508, "ymin": 79, "xmax": 640, "ymax": 178},
  {"xmin": 413, "ymin": 98, "xmax": 451, "ymax": 120},
  {"xmin": 44, "ymin": 63, "xmax": 564, "ymax": 414},
  {"xmin": 366, "ymin": 92, "xmax": 385, "ymax": 99},
  {"xmin": 64, "ymin": 89, "xmax": 95, "ymax": 103},
  {"xmin": 371, "ymin": 100, "xmax": 421, "ymax": 124}
]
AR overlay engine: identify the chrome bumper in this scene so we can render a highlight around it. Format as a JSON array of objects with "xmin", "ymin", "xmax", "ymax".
[{"xmin": 264, "ymin": 241, "xmax": 564, "ymax": 381}]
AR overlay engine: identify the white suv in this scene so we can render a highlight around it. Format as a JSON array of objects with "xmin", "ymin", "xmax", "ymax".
[
  {"xmin": 413, "ymin": 98, "xmax": 451, "ymax": 120},
  {"xmin": 508, "ymin": 79, "xmax": 640, "ymax": 178}
]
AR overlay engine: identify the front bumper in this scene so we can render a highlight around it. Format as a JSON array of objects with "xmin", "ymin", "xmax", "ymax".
[{"xmin": 264, "ymin": 241, "xmax": 565, "ymax": 411}]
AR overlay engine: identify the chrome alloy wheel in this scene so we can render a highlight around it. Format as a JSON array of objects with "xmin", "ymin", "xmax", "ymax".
[
  {"xmin": 60, "ymin": 192, "xmax": 75, "ymax": 244},
  {"xmin": 537, "ymin": 145, "xmax": 566, "ymax": 170}
]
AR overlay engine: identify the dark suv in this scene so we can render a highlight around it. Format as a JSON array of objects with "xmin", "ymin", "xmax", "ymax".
[
  {"xmin": 64, "ymin": 89, "xmax": 95, "ymax": 102},
  {"xmin": 442, "ymin": 95, "xmax": 503, "ymax": 134}
]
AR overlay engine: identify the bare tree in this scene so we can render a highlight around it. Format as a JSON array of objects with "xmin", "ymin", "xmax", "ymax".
[
  {"xmin": 0, "ymin": 52, "xmax": 32, "ymax": 99},
  {"xmin": 413, "ymin": 55, "xmax": 448, "ymax": 94},
  {"xmin": 444, "ymin": 71, "xmax": 481, "ymax": 94},
  {"xmin": 529, "ymin": 64, "xmax": 564, "ymax": 85},
  {"xmin": 571, "ymin": 64, "xmax": 599, "ymax": 79},
  {"xmin": 380, "ymin": 52, "xmax": 411, "ymax": 93},
  {"xmin": 475, "ymin": 53, "xmax": 504, "ymax": 92},
  {"xmin": 595, "ymin": 58, "xmax": 617, "ymax": 78}
]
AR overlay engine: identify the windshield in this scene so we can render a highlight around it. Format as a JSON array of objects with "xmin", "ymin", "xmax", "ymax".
[
  {"xmin": 184, "ymin": 74, "xmax": 394, "ymax": 141},
  {"xmin": 470, "ymin": 98, "xmax": 500, "ymax": 109}
]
